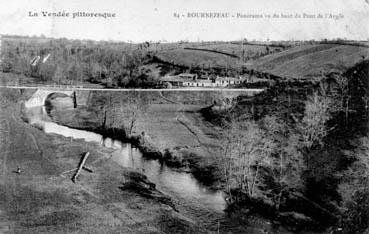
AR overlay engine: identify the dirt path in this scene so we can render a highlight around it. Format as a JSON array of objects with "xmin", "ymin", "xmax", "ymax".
[{"xmin": 159, "ymin": 91, "xmax": 213, "ymax": 154}]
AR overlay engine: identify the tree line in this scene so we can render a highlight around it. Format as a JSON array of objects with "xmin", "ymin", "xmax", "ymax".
[
  {"xmin": 212, "ymin": 62, "xmax": 369, "ymax": 233},
  {"xmin": 1, "ymin": 37, "xmax": 159, "ymax": 88}
]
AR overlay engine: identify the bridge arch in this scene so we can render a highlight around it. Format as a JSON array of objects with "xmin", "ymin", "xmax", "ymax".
[{"xmin": 25, "ymin": 89, "xmax": 75, "ymax": 108}]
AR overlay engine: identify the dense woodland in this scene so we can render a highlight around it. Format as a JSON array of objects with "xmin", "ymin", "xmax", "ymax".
[
  {"xmin": 203, "ymin": 61, "xmax": 369, "ymax": 233},
  {"xmin": 0, "ymin": 36, "xmax": 256, "ymax": 87},
  {"xmin": 0, "ymin": 37, "xmax": 160, "ymax": 88}
]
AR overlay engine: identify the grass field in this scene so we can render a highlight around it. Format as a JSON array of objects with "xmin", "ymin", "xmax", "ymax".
[
  {"xmin": 156, "ymin": 48, "xmax": 241, "ymax": 69},
  {"xmin": 246, "ymin": 44, "xmax": 369, "ymax": 78},
  {"xmin": 134, "ymin": 103, "xmax": 221, "ymax": 156},
  {"xmin": 196, "ymin": 43, "xmax": 284, "ymax": 58},
  {"xmin": 155, "ymin": 43, "xmax": 287, "ymax": 69}
]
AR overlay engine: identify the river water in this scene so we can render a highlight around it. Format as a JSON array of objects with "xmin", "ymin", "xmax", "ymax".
[
  {"xmin": 24, "ymin": 95, "xmax": 279, "ymax": 233},
  {"xmin": 24, "ymin": 97, "xmax": 226, "ymax": 210}
]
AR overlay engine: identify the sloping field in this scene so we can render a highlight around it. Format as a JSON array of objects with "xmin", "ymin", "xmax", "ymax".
[
  {"xmin": 135, "ymin": 104, "xmax": 216, "ymax": 152},
  {"xmin": 196, "ymin": 43, "xmax": 283, "ymax": 58},
  {"xmin": 247, "ymin": 44, "xmax": 369, "ymax": 78},
  {"xmin": 156, "ymin": 43, "xmax": 285, "ymax": 68},
  {"xmin": 156, "ymin": 49, "xmax": 240, "ymax": 69}
]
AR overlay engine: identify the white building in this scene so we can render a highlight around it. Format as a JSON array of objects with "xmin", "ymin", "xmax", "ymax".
[
  {"xmin": 183, "ymin": 79, "xmax": 214, "ymax": 87},
  {"xmin": 160, "ymin": 73, "xmax": 244, "ymax": 88},
  {"xmin": 214, "ymin": 76, "xmax": 243, "ymax": 87}
]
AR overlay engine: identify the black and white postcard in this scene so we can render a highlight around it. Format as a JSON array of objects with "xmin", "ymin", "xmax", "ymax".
[{"xmin": 0, "ymin": 0, "xmax": 368, "ymax": 233}]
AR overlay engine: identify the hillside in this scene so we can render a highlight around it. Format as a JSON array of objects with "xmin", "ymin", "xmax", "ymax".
[
  {"xmin": 155, "ymin": 43, "xmax": 287, "ymax": 69},
  {"xmin": 196, "ymin": 43, "xmax": 284, "ymax": 58},
  {"xmin": 1, "ymin": 35, "xmax": 368, "ymax": 87},
  {"xmin": 246, "ymin": 44, "xmax": 369, "ymax": 79},
  {"xmin": 156, "ymin": 48, "xmax": 240, "ymax": 69}
]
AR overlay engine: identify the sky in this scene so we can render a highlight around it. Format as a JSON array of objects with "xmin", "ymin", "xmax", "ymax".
[{"xmin": 0, "ymin": 0, "xmax": 368, "ymax": 42}]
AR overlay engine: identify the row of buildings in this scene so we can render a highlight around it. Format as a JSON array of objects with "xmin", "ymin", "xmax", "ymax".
[{"xmin": 160, "ymin": 73, "xmax": 244, "ymax": 88}]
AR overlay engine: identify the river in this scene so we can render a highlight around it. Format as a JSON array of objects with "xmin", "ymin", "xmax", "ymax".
[{"xmin": 23, "ymin": 94, "xmax": 278, "ymax": 233}]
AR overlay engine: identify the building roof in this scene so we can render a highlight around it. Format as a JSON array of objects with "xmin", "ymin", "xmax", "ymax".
[
  {"xmin": 160, "ymin": 77, "xmax": 186, "ymax": 83},
  {"xmin": 196, "ymin": 79, "xmax": 213, "ymax": 83},
  {"xmin": 216, "ymin": 77, "xmax": 241, "ymax": 81},
  {"xmin": 178, "ymin": 73, "xmax": 197, "ymax": 78}
]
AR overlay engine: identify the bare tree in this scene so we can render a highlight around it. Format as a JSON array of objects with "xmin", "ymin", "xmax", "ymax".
[
  {"xmin": 261, "ymin": 116, "xmax": 305, "ymax": 210},
  {"xmin": 53, "ymin": 64, "xmax": 64, "ymax": 85},
  {"xmin": 114, "ymin": 92, "xmax": 149, "ymax": 136},
  {"xmin": 218, "ymin": 115, "xmax": 305, "ymax": 208},
  {"xmin": 217, "ymin": 119, "xmax": 276, "ymax": 200},
  {"xmin": 298, "ymin": 92, "xmax": 332, "ymax": 150},
  {"xmin": 330, "ymin": 74, "xmax": 351, "ymax": 126}
]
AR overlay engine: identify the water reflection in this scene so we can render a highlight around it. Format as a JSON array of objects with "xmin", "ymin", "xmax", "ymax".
[
  {"xmin": 25, "ymin": 103, "xmax": 226, "ymax": 212},
  {"xmin": 112, "ymin": 144, "xmax": 226, "ymax": 211}
]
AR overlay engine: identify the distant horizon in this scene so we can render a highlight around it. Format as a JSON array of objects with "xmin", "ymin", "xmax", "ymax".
[{"xmin": 2, "ymin": 33, "xmax": 368, "ymax": 44}]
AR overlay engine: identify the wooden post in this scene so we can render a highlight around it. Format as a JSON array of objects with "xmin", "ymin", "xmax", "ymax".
[
  {"xmin": 72, "ymin": 152, "xmax": 90, "ymax": 183},
  {"xmin": 73, "ymin": 91, "xmax": 77, "ymax": 108}
]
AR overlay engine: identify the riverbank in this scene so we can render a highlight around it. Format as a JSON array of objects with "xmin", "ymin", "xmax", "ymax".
[
  {"xmin": 41, "ymin": 88, "xmax": 341, "ymax": 233},
  {"xmin": 5, "ymin": 87, "xmax": 300, "ymax": 233},
  {"xmin": 47, "ymin": 91, "xmax": 227, "ymax": 189},
  {"xmin": 0, "ymin": 88, "xmax": 208, "ymax": 233}
]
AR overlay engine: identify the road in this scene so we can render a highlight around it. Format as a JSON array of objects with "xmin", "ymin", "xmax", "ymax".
[{"xmin": 0, "ymin": 85, "xmax": 264, "ymax": 92}]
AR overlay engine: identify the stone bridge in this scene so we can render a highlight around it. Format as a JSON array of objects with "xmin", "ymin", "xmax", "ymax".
[{"xmin": 25, "ymin": 88, "xmax": 90, "ymax": 108}]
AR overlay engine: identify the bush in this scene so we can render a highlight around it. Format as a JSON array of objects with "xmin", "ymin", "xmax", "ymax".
[{"xmin": 340, "ymin": 187, "xmax": 369, "ymax": 234}]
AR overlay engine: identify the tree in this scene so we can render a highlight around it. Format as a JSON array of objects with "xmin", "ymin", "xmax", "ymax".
[
  {"xmin": 341, "ymin": 187, "xmax": 369, "ymax": 234},
  {"xmin": 53, "ymin": 64, "xmax": 65, "ymax": 85},
  {"xmin": 217, "ymin": 119, "xmax": 276, "ymax": 201},
  {"xmin": 297, "ymin": 92, "xmax": 332, "ymax": 151},
  {"xmin": 39, "ymin": 63, "xmax": 55, "ymax": 82},
  {"xmin": 217, "ymin": 114, "xmax": 305, "ymax": 209},
  {"xmin": 67, "ymin": 60, "xmax": 84, "ymax": 85},
  {"xmin": 260, "ymin": 116, "xmax": 305, "ymax": 210},
  {"xmin": 88, "ymin": 61, "xmax": 102, "ymax": 83},
  {"xmin": 329, "ymin": 73, "xmax": 351, "ymax": 126},
  {"xmin": 1, "ymin": 51, "xmax": 15, "ymax": 73},
  {"xmin": 12, "ymin": 54, "xmax": 31, "ymax": 76},
  {"xmin": 107, "ymin": 92, "xmax": 149, "ymax": 136},
  {"xmin": 1, "ymin": 36, "xmax": 154, "ymax": 87}
]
